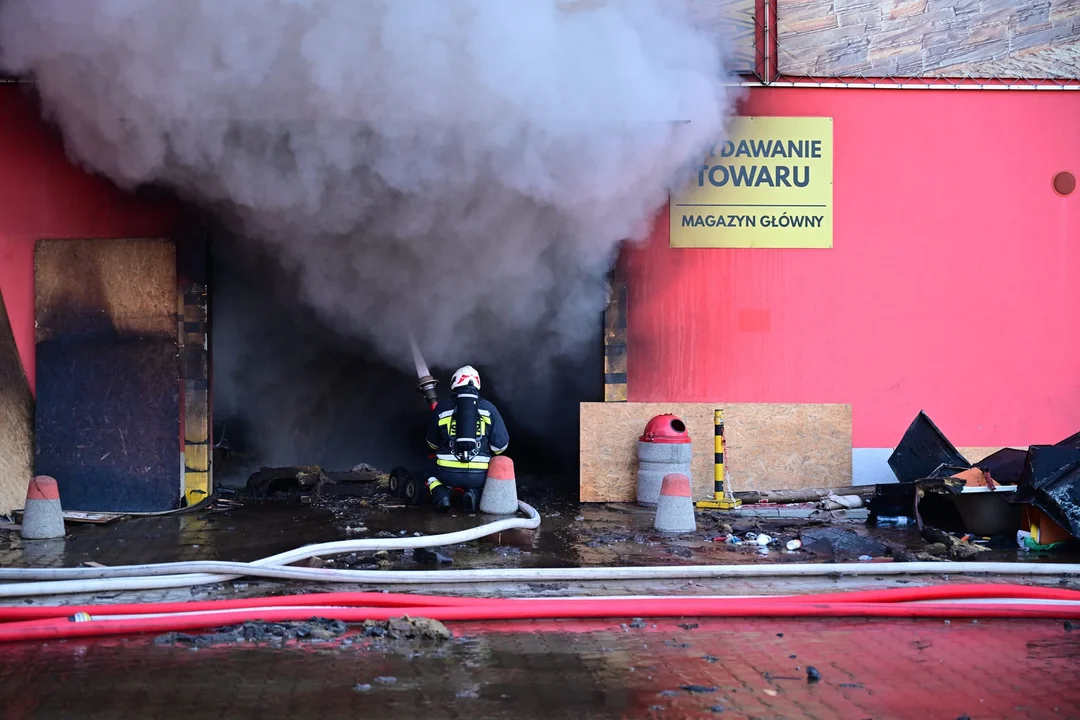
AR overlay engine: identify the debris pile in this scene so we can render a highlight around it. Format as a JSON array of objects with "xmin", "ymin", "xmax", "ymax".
[
  {"xmin": 246, "ymin": 464, "xmax": 386, "ymax": 499},
  {"xmin": 361, "ymin": 616, "xmax": 453, "ymax": 643},
  {"xmin": 155, "ymin": 618, "xmax": 348, "ymax": 647},
  {"xmin": 873, "ymin": 411, "xmax": 1080, "ymax": 549}
]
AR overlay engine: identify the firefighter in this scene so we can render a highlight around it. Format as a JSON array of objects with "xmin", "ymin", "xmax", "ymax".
[{"xmin": 425, "ymin": 365, "xmax": 509, "ymax": 512}]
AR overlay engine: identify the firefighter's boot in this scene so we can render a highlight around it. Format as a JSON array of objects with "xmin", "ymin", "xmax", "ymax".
[
  {"xmin": 461, "ymin": 487, "xmax": 481, "ymax": 513},
  {"xmin": 428, "ymin": 478, "xmax": 451, "ymax": 512}
]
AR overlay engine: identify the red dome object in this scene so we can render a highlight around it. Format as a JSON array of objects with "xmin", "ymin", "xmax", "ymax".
[{"xmin": 639, "ymin": 414, "xmax": 691, "ymax": 444}]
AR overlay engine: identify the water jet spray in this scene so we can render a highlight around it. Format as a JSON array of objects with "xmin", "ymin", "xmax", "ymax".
[{"xmin": 410, "ymin": 333, "xmax": 439, "ymax": 410}]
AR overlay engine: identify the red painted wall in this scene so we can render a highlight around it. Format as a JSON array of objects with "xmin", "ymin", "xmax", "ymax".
[
  {"xmin": 627, "ymin": 88, "xmax": 1080, "ymax": 449},
  {"xmin": 0, "ymin": 86, "xmax": 176, "ymax": 392}
]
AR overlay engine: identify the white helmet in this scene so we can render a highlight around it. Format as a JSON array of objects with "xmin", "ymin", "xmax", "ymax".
[{"xmin": 450, "ymin": 365, "xmax": 481, "ymax": 392}]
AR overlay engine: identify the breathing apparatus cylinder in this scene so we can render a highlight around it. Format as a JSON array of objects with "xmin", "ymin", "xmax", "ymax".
[{"xmin": 451, "ymin": 391, "xmax": 481, "ymax": 462}]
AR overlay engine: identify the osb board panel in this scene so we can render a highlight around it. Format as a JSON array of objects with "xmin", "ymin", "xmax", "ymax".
[
  {"xmin": 0, "ymin": 289, "xmax": 32, "ymax": 515},
  {"xmin": 777, "ymin": 0, "xmax": 1080, "ymax": 79},
  {"xmin": 725, "ymin": 404, "xmax": 852, "ymax": 493},
  {"xmin": 35, "ymin": 238, "xmax": 180, "ymax": 513},
  {"xmin": 580, "ymin": 402, "xmax": 852, "ymax": 502},
  {"xmin": 35, "ymin": 238, "xmax": 176, "ymax": 342}
]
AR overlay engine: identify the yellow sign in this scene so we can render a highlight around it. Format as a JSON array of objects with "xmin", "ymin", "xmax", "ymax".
[{"xmin": 670, "ymin": 116, "xmax": 833, "ymax": 248}]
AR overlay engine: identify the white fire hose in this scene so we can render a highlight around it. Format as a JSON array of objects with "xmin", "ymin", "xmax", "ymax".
[{"xmin": 1, "ymin": 501, "xmax": 1078, "ymax": 599}]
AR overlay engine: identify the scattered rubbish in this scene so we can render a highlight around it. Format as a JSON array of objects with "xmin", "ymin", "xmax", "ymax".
[
  {"xmin": 806, "ymin": 667, "xmax": 821, "ymax": 683},
  {"xmin": 658, "ymin": 690, "xmax": 680, "ymax": 697},
  {"xmin": 950, "ymin": 485, "xmax": 1020, "ymax": 536},
  {"xmin": 413, "ymin": 548, "xmax": 453, "ymax": 565},
  {"xmin": 60, "ymin": 511, "xmax": 127, "ymax": 525},
  {"xmin": 888, "ymin": 411, "xmax": 971, "ymax": 483},
  {"xmin": 922, "ymin": 526, "xmax": 991, "ymax": 560},
  {"xmin": 1012, "ymin": 444, "xmax": 1080, "ymax": 540},
  {"xmin": 762, "ymin": 688, "xmax": 778, "ymax": 696},
  {"xmin": 820, "ymin": 494, "xmax": 864, "ymax": 511},
  {"xmin": 839, "ymin": 683, "xmax": 864, "ymax": 689},
  {"xmin": 361, "ymin": 617, "xmax": 452, "ymax": 642},
  {"xmin": 799, "ymin": 527, "xmax": 889, "ymax": 560},
  {"xmin": 745, "ymin": 532, "xmax": 759, "ymax": 541},
  {"xmin": 375, "ymin": 676, "xmax": 397, "ymax": 685},
  {"xmin": 703, "ymin": 655, "xmax": 719, "ymax": 663},
  {"xmin": 353, "ymin": 684, "xmax": 373, "ymax": 692},
  {"xmin": 763, "ymin": 672, "xmax": 799, "ymax": 681},
  {"xmin": 710, "ymin": 706, "xmax": 725, "ymax": 714},
  {"xmin": 756, "ymin": 546, "xmax": 770, "ymax": 555},
  {"xmin": 1064, "ymin": 621, "xmax": 1074, "ymax": 632},
  {"xmin": 755, "ymin": 533, "xmax": 773, "ymax": 546},
  {"xmin": 724, "ymin": 534, "xmax": 742, "ymax": 545},
  {"xmin": 678, "ymin": 623, "xmax": 699, "ymax": 630},
  {"xmin": 858, "ymin": 555, "xmax": 873, "ymax": 561},
  {"xmin": 1017, "ymin": 530, "xmax": 1066, "ymax": 552},
  {"xmin": 785, "ymin": 539, "xmax": 802, "ymax": 551},
  {"xmin": 680, "ymin": 685, "xmax": 717, "ymax": 694},
  {"xmin": 155, "ymin": 618, "xmax": 348, "ymax": 648},
  {"xmin": 629, "ymin": 618, "xmax": 647, "ymax": 629},
  {"xmin": 874, "ymin": 515, "xmax": 911, "ymax": 528}
]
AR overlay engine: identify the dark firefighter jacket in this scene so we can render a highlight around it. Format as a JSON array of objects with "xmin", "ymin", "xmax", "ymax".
[{"xmin": 425, "ymin": 396, "xmax": 510, "ymax": 475}]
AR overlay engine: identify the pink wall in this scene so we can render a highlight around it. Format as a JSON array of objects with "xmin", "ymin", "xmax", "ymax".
[
  {"xmin": 0, "ymin": 86, "xmax": 177, "ymax": 392},
  {"xmin": 627, "ymin": 87, "xmax": 1080, "ymax": 450}
]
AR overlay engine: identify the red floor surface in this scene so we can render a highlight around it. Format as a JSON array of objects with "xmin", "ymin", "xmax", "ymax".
[{"xmin": 0, "ymin": 617, "xmax": 1077, "ymax": 719}]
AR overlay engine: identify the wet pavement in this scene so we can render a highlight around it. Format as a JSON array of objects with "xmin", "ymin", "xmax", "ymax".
[
  {"xmin": 2, "ymin": 616, "xmax": 1077, "ymax": 719},
  {"xmin": 1, "ymin": 485, "xmax": 1079, "ymax": 717},
  {"xmin": 1, "ymin": 483, "xmax": 1073, "ymax": 575},
  {"xmin": 1, "ymin": 484, "xmax": 1077, "ymax": 608}
]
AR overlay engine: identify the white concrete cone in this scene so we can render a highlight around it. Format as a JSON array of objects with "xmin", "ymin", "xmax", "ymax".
[
  {"xmin": 653, "ymin": 473, "xmax": 696, "ymax": 533},
  {"xmin": 20, "ymin": 475, "xmax": 66, "ymax": 540},
  {"xmin": 479, "ymin": 456, "xmax": 518, "ymax": 515}
]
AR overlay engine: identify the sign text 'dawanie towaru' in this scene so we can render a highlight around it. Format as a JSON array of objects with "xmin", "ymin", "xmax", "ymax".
[{"xmin": 670, "ymin": 116, "xmax": 833, "ymax": 248}]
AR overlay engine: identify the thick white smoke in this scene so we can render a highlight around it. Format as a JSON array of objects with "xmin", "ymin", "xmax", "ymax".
[{"xmin": 0, "ymin": 0, "xmax": 738, "ymax": 393}]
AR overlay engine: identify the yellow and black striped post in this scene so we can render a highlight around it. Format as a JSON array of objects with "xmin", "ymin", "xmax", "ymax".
[
  {"xmin": 696, "ymin": 408, "xmax": 741, "ymax": 510},
  {"xmin": 714, "ymin": 408, "xmax": 725, "ymax": 498}
]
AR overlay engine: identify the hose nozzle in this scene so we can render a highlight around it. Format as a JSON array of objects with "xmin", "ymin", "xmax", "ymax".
[{"xmin": 417, "ymin": 374, "xmax": 439, "ymax": 409}]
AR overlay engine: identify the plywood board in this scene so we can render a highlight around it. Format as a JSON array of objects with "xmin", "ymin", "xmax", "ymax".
[
  {"xmin": 35, "ymin": 238, "xmax": 175, "ymax": 342},
  {"xmin": 0, "ymin": 287, "xmax": 32, "ymax": 515},
  {"xmin": 35, "ymin": 238, "xmax": 181, "ymax": 512},
  {"xmin": 580, "ymin": 402, "xmax": 852, "ymax": 502}
]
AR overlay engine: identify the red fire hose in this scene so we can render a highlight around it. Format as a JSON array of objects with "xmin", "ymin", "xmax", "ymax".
[{"xmin": 0, "ymin": 584, "xmax": 1077, "ymax": 644}]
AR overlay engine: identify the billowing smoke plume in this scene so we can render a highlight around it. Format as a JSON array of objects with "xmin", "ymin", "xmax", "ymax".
[{"xmin": 0, "ymin": 1, "xmax": 738, "ymax": 470}]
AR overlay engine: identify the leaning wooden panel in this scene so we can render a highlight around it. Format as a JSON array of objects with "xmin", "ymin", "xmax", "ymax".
[
  {"xmin": 34, "ymin": 238, "xmax": 180, "ymax": 513},
  {"xmin": 35, "ymin": 238, "xmax": 175, "ymax": 342},
  {"xmin": 580, "ymin": 403, "xmax": 715, "ymax": 502},
  {"xmin": 0, "ymin": 287, "xmax": 32, "ymax": 515},
  {"xmin": 723, "ymin": 403, "xmax": 852, "ymax": 493},
  {"xmin": 580, "ymin": 402, "xmax": 852, "ymax": 502}
]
